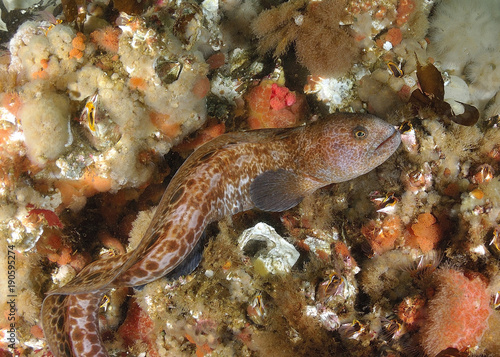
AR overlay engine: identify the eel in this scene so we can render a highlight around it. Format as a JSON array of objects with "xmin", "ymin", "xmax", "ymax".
[{"xmin": 41, "ymin": 113, "xmax": 401, "ymax": 356}]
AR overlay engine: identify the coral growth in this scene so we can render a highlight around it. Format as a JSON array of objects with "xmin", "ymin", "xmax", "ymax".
[
  {"xmin": 293, "ymin": 0, "xmax": 360, "ymax": 77},
  {"xmin": 251, "ymin": 0, "xmax": 307, "ymax": 58},
  {"xmin": 4, "ymin": 14, "xmax": 208, "ymax": 194},
  {"xmin": 252, "ymin": 0, "xmax": 360, "ymax": 77}
]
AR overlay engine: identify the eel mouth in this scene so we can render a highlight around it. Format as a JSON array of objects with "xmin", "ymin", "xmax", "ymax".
[{"xmin": 375, "ymin": 128, "xmax": 400, "ymax": 152}]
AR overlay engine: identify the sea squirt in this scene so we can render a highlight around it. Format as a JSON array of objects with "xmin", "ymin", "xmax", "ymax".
[{"xmin": 41, "ymin": 113, "xmax": 401, "ymax": 356}]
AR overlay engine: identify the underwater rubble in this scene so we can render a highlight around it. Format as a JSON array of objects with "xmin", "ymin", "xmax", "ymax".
[{"xmin": 0, "ymin": 0, "xmax": 500, "ymax": 356}]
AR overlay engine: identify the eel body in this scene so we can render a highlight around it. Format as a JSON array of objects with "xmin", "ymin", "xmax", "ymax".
[{"xmin": 41, "ymin": 113, "xmax": 401, "ymax": 356}]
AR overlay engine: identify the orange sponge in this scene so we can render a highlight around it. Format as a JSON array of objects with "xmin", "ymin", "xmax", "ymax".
[{"xmin": 406, "ymin": 212, "xmax": 442, "ymax": 252}]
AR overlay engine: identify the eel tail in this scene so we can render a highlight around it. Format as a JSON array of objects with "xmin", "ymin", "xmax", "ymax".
[{"xmin": 42, "ymin": 292, "xmax": 108, "ymax": 357}]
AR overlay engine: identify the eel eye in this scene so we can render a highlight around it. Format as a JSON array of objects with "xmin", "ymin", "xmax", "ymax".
[{"xmin": 353, "ymin": 126, "xmax": 367, "ymax": 139}]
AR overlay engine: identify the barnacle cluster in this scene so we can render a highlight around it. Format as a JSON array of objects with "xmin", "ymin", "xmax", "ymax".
[{"xmin": 1, "ymin": 0, "xmax": 500, "ymax": 356}]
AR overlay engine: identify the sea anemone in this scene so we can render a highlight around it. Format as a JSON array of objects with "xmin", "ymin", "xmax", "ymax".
[
  {"xmin": 419, "ymin": 268, "xmax": 492, "ymax": 355},
  {"xmin": 428, "ymin": 0, "xmax": 500, "ymax": 101},
  {"xmin": 90, "ymin": 26, "xmax": 121, "ymax": 53}
]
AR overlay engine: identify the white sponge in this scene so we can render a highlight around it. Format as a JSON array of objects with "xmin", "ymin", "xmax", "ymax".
[{"xmin": 18, "ymin": 93, "xmax": 71, "ymax": 166}]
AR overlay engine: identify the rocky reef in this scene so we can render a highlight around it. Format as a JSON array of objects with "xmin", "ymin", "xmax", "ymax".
[{"xmin": 0, "ymin": 0, "xmax": 499, "ymax": 356}]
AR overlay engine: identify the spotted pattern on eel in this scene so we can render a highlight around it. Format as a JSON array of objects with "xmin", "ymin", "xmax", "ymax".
[{"xmin": 41, "ymin": 113, "xmax": 401, "ymax": 356}]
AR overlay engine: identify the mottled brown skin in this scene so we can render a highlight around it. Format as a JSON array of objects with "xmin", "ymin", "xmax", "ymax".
[{"xmin": 42, "ymin": 113, "xmax": 400, "ymax": 357}]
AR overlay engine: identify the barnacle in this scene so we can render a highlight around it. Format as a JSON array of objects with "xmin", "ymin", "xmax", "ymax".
[
  {"xmin": 316, "ymin": 271, "xmax": 346, "ymax": 303},
  {"xmin": 154, "ymin": 57, "xmax": 183, "ymax": 85},
  {"xmin": 470, "ymin": 164, "xmax": 494, "ymax": 184},
  {"xmin": 387, "ymin": 61, "xmax": 404, "ymax": 78},
  {"xmin": 247, "ymin": 292, "xmax": 268, "ymax": 325},
  {"xmin": 172, "ymin": 3, "xmax": 203, "ymax": 49},
  {"xmin": 488, "ymin": 226, "xmax": 500, "ymax": 258},
  {"xmin": 61, "ymin": 0, "xmax": 87, "ymax": 31},
  {"xmin": 396, "ymin": 295, "xmax": 425, "ymax": 329}
]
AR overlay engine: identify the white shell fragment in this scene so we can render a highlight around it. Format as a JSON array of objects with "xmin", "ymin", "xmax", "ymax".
[
  {"xmin": 304, "ymin": 236, "xmax": 331, "ymax": 257},
  {"xmin": 238, "ymin": 222, "xmax": 300, "ymax": 276},
  {"xmin": 306, "ymin": 305, "xmax": 341, "ymax": 331},
  {"xmin": 444, "ymin": 75, "xmax": 471, "ymax": 115}
]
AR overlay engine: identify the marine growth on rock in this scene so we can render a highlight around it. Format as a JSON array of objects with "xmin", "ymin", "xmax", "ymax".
[{"xmin": 0, "ymin": 0, "xmax": 499, "ymax": 356}]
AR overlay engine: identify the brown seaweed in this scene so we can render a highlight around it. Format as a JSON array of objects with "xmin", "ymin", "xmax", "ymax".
[
  {"xmin": 409, "ymin": 59, "xmax": 479, "ymax": 126},
  {"xmin": 416, "ymin": 59, "xmax": 444, "ymax": 101},
  {"xmin": 113, "ymin": 0, "xmax": 153, "ymax": 15},
  {"xmin": 452, "ymin": 101, "xmax": 480, "ymax": 126},
  {"xmin": 61, "ymin": 0, "xmax": 86, "ymax": 31}
]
